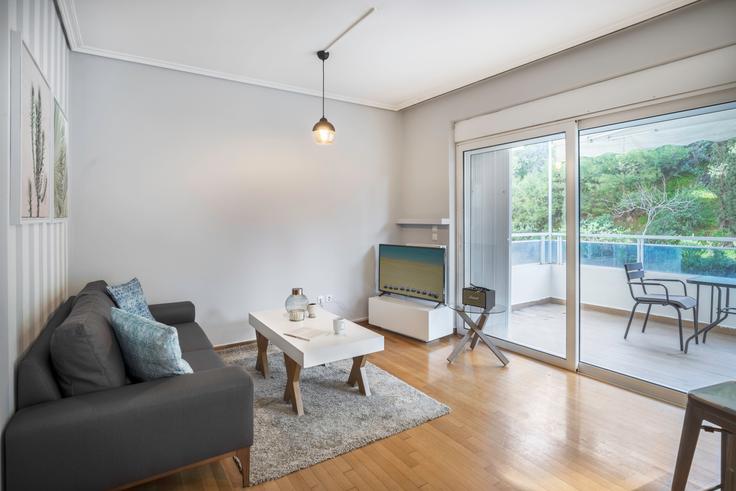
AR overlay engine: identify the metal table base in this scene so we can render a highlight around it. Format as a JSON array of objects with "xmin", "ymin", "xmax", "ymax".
[{"xmin": 684, "ymin": 276, "xmax": 736, "ymax": 354}]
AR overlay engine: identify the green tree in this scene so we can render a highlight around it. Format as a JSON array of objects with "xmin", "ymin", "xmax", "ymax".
[{"xmin": 707, "ymin": 140, "xmax": 736, "ymax": 235}]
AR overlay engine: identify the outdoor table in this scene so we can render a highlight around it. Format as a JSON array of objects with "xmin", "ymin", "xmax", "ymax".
[{"xmin": 684, "ymin": 275, "xmax": 736, "ymax": 353}]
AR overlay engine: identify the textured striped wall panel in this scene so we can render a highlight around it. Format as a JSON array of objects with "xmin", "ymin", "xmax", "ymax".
[{"xmin": 10, "ymin": 0, "xmax": 70, "ymax": 353}]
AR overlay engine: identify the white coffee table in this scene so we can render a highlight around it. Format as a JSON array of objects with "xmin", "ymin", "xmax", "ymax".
[{"xmin": 248, "ymin": 307, "xmax": 384, "ymax": 416}]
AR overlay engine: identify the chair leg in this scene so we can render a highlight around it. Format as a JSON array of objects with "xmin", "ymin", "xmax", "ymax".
[
  {"xmin": 641, "ymin": 305, "xmax": 652, "ymax": 333},
  {"xmin": 724, "ymin": 431, "xmax": 736, "ymax": 491},
  {"xmin": 676, "ymin": 307, "xmax": 684, "ymax": 351},
  {"xmin": 624, "ymin": 302, "xmax": 638, "ymax": 340},
  {"xmin": 692, "ymin": 307, "xmax": 699, "ymax": 345},
  {"xmin": 672, "ymin": 403, "xmax": 703, "ymax": 491}
]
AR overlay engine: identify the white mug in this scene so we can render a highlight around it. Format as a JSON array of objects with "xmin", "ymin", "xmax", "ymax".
[
  {"xmin": 307, "ymin": 303, "xmax": 317, "ymax": 318},
  {"xmin": 333, "ymin": 317, "xmax": 346, "ymax": 335}
]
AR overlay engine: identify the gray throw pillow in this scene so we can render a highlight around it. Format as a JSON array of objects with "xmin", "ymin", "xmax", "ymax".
[{"xmin": 50, "ymin": 283, "xmax": 127, "ymax": 397}]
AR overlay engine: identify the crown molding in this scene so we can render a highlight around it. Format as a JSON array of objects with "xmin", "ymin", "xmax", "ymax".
[
  {"xmin": 72, "ymin": 45, "xmax": 400, "ymax": 111},
  {"xmin": 55, "ymin": 0, "xmax": 399, "ymax": 110},
  {"xmin": 56, "ymin": 0, "xmax": 699, "ymax": 112},
  {"xmin": 56, "ymin": 0, "xmax": 83, "ymax": 49}
]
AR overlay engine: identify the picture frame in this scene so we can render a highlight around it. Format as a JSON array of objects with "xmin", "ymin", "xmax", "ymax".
[
  {"xmin": 10, "ymin": 31, "xmax": 54, "ymax": 224},
  {"xmin": 52, "ymin": 100, "xmax": 69, "ymax": 221}
]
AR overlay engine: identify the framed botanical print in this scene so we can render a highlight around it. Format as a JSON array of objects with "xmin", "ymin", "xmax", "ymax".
[
  {"xmin": 10, "ymin": 32, "xmax": 54, "ymax": 223},
  {"xmin": 53, "ymin": 101, "xmax": 69, "ymax": 219}
]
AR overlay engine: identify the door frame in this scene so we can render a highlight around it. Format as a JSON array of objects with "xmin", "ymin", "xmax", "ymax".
[{"xmin": 455, "ymin": 121, "xmax": 579, "ymax": 371}]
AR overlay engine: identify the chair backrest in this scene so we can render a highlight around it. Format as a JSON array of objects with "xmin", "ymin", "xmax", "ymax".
[
  {"xmin": 624, "ymin": 262, "xmax": 645, "ymax": 280},
  {"xmin": 624, "ymin": 262, "xmax": 647, "ymax": 298}
]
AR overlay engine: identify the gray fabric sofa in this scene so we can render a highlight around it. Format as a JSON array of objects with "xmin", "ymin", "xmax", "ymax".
[{"xmin": 3, "ymin": 281, "xmax": 253, "ymax": 490}]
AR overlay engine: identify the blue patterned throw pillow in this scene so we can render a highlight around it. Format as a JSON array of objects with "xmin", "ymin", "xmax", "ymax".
[
  {"xmin": 110, "ymin": 308, "xmax": 193, "ymax": 381},
  {"xmin": 106, "ymin": 278, "xmax": 155, "ymax": 320}
]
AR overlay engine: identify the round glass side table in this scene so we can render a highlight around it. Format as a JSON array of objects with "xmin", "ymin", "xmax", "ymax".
[{"xmin": 447, "ymin": 304, "xmax": 509, "ymax": 366}]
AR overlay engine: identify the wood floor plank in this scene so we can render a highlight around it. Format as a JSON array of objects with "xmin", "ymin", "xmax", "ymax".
[{"xmin": 130, "ymin": 326, "xmax": 720, "ymax": 490}]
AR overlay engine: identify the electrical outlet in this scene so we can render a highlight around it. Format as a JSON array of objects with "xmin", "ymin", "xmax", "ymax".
[{"xmin": 325, "ymin": 294, "xmax": 334, "ymax": 303}]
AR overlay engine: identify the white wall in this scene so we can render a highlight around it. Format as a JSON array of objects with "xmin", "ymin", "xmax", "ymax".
[
  {"xmin": 1, "ymin": 0, "xmax": 69, "ymax": 485},
  {"xmin": 69, "ymin": 53, "xmax": 402, "ymax": 346},
  {"xmin": 399, "ymin": 0, "xmax": 736, "ymax": 226}
]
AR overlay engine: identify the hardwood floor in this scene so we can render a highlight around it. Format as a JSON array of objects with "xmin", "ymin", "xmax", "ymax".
[{"xmin": 133, "ymin": 327, "xmax": 721, "ymax": 490}]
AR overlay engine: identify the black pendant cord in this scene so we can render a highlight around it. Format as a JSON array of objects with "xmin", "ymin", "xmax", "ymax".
[{"xmin": 321, "ymin": 57, "xmax": 325, "ymax": 118}]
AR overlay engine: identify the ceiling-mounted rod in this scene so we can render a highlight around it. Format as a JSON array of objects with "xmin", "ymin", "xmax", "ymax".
[{"xmin": 322, "ymin": 7, "xmax": 375, "ymax": 52}]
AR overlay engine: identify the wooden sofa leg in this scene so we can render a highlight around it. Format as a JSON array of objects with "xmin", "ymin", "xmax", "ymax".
[{"xmin": 235, "ymin": 447, "xmax": 251, "ymax": 487}]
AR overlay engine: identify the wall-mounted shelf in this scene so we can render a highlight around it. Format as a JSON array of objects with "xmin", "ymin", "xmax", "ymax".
[{"xmin": 396, "ymin": 218, "xmax": 450, "ymax": 226}]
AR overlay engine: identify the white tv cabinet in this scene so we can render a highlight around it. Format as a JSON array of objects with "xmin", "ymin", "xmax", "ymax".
[{"xmin": 368, "ymin": 295, "xmax": 453, "ymax": 342}]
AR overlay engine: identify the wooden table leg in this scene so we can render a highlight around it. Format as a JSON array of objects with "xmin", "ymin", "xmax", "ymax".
[
  {"xmin": 283, "ymin": 354, "xmax": 304, "ymax": 416},
  {"xmin": 672, "ymin": 402, "xmax": 703, "ymax": 491},
  {"xmin": 255, "ymin": 332, "xmax": 269, "ymax": 378},
  {"xmin": 348, "ymin": 355, "xmax": 370, "ymax": 396}
]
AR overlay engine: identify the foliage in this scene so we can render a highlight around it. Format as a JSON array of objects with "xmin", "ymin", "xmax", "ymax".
[
  {"xmin": 682, "ymin": 248, "xmax": 736, "ymax": 276},
  {"xmin": 510, "ymin": 132, "xmax": 736, "ymax": 275},
  {"xmin": 707, "ymin": 140, "xmax": 736, "ymax": 235}
]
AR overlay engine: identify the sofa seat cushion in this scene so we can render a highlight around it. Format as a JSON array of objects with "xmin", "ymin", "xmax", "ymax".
[
  {"xmin": 182, "ymin": 349, "xmax": 225, "ymax": 372},
  {"xmin": 173, "ymin": 322, "xmax": 213, "ymax": 352},
  {"xmin": 111, "ymin": 308, "xmax": 193, "ymax": 381},
  {"xmin": 50, "ymin": 281, "xmax": 127, "ymax": 397}
]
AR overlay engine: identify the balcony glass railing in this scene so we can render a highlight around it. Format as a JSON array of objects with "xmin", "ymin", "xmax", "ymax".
[{"xmin": 511, "ymin": 233, "xmax": 736, "ymax": 277}]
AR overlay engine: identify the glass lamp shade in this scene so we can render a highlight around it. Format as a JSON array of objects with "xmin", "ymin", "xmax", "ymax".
[
  {"xmin": 285, "ymin": 287, "xmax": 309, "ymax": 321},
  {"xmin": 312, "ymin": 117, "xmax": 336, "ymax": 144}
]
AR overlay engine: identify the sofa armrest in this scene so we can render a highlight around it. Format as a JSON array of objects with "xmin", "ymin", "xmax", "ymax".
[
  {"xmin": 4, "ymin": 366, "xmax": 253, "ymax": 491},
  {"xmin": 149, "ymin": 301, "xmax": 195, "ymax": 324}
]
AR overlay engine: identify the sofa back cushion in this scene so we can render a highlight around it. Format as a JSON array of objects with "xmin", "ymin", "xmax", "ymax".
[
  {"xmin": 15, "ymin": 297, "xmax": 74, "ymax": 409},
  {"xmin": 50, "ymin": 281, "xmax": 128, "ymax": 397}
]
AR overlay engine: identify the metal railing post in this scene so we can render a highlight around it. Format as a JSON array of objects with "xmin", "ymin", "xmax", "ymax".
[
  {"xmin": 637, "ymin": 237, "xmax": 644, "ymax": 264},
  {"xmin": 557, "ymin": 235, "xmax": 563, "ymax": 264},
  {"xmin": 540, "ymin": 236, "xmax": 546, "ymax": 264}
]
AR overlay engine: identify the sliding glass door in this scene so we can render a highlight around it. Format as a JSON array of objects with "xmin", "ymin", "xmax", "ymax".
[
  {"xmin": 458, "ymin": 124, "xmax": 577, "ymax": 366},
  {"xmin": 457, "ymin": 92, "xmax": 735, "ymax": 401},
  {"xmin": 578, "ymin": 101, "xmax": 736, "ymax": 394}
]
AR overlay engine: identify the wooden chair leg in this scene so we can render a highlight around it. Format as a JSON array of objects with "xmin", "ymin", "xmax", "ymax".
[
  {"xmin": 672, "ymin": 403, "xmax": 703, "ymax": 491},
  {"xmin": 235, "ymin": 447, "xmax": 250, "ymax": 487},
  {"xmin": 724, "ymin": 431, "xmax": 736, "ymax": 491}
]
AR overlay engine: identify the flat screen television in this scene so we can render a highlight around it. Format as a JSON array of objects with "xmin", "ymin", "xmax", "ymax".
[{"xmin": 378, "ymin": 244, "xmax": 446, "ymax": 303}]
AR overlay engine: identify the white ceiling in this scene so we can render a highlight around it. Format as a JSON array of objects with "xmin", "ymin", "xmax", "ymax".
[{"xmin": 58, "ymin": 0, "xmax": 697, "ymax": 111}]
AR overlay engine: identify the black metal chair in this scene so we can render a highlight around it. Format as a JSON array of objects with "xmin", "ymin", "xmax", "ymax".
[{"xmin": 623, "ymin": 262, "xmax": 698, "ymax": 351}]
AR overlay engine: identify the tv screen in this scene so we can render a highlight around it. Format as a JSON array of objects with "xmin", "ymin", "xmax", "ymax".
[{"xmin": 378, "ymin": 244, "xmax": 446, "ymax": 303}]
